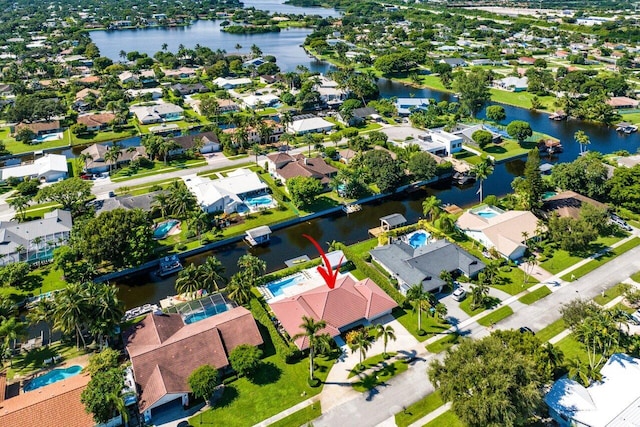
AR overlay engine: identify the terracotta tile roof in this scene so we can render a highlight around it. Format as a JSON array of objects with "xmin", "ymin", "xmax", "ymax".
[
  {"xmin": 77, "ymin": 113, "xmax": 115, "ymax": 127},
  {"xmin": 0, "ymin": 372, "xmax": 5, "ymax": 402},
  {"xmin": 273, "ymin": 155, "xmax": 337, "ymax": 185},
  {"xmin": 0, "ymin": 373, "xmax": 93, "ymax": 427},
  {"xmin": 125, "ymin": 307, "xmax": 263, "ymax": 412},
  {"xmin": 78, "ymin": 75, "xmax": 100, "ymax": 84},
  {"xmin": 269, "ymin": 275, "xmax": 397, "ymax": 350},
  {"xmin": 15, "ymin": 121, "xmax": 60, "ymax": 135},
  {"xmin": 543, "ymin": 190, "xmax": 608, "ymax": 220}
]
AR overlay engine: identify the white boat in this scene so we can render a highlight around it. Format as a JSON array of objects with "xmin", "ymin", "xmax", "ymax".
[
  {"xmin": 122, "ymin": 304, "xmax": 160, "ymax": 321},
  {"xmin": 342, "ymin": 204, "xmax": 362, "ymax": 214},
  {"xmin": 625, "ymin": 125, "xmax": 638, "ymax": 134},
  {"xmin": 156, "ymin": 255, "xmax": 183, "ymax": 277}
]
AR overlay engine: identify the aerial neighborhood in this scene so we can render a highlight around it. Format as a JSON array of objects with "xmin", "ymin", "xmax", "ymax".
[{"xmin": 3, "ymin": 0, "xmax": 640, "ymax": 426}]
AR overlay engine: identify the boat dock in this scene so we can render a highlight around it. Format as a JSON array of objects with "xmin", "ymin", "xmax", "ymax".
[
  {"xmin": 157, "ymin": 255, "xmax": 183, "ymax": 277},
  {"xmin": 245, "ymin": 225, "xmax": 272, "ymax": 246},
  {"xmin": 342, "ymin": 203, "xmax": 362, "ymax": 214}
]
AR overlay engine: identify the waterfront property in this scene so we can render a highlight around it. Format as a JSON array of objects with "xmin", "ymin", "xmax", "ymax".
[
  {"xmin": 456, "ymin": 205, "xmax": 542, "ymax": 260},
  {"xmin": 23, "ymin": 365, "xmax": 82, "ymax": 392},
  {"xmin": 0, "ymin": 154, "xmax": 68, "ymax": 182},
  {"xmin": 130, "ymin": 102, "xmax": 184, "ymax": 124},
  {"xmin": 370, "ymin": 238, "xmax": 485, "ymax": 294},
  {"xmin": 95, "ymin": 190, "xmax": 163, "ymax": 215},
  {"xmin": 13, "ymin": 120, "xmax": 61, "ymax": 138},
  {"xmin": 0, "ymin": 209, "xmax": 72, "ymax": 266},
  {"xmin": 169, "ymin": 131, "xmax": 220, "ymax": 155},
  {"xmin": 76, "ymin": 112, "xmax": 116, "ymax": 131},
  {"xmin": 415, "ymin": 129, "xmax": 463, "ymax": 157},
  {"xmin": 395, "ymin": 98, "xmax": 431, "ymax": 116},
  {"xmin": 245, "ymin": 225, "xmax": 272, "ymax": 246},
  {"xmin": 269, "ymin": 274, "xmax": 397, "ymax": 350},
  {"xmin": 124, "ymin": 306, "xmax": 263, "ymax": 422},
  {"xmin": 541, "ymin": 190, "xmax": 608, "ymax": 220},
  {"xmin": 266, "ymin": 152, "xmax": 337, "ymax": 189},
  {"xmin": 0, "ymin": 373, "xmax": 94, "ymax": 427},
  {"xmin": 81, "ymin": 143, "xmax": 147, "ymax": 173},
  {"xmin": 212, "ymin": 76, "xmax": 252, "ymax": 89},
  {"xmin": 545, "ymin": 353, "xmax": 640, "ymax": 427},
  {"xmin": 287, "ymin": 114, "xmax": 335, "ymax": 135}
]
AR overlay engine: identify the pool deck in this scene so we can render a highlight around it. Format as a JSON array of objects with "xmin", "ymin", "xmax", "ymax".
[{"xmin": 262, "ymin": 269, "xmax": 331, "ymax": 303}]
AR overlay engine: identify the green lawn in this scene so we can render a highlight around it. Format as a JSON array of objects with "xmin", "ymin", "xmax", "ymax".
[
  {"xmin": 555, "ymin": 335, "xmax": 589, "ymax": 363},
  {"xmin": 594, "ymin": 283, "xmax": 629, "ymax": 306},
  {"xmin": 0, "ymin": 266, "xmax": 66, "ymax": 301},
  {"xmin": 476, "ymin": 306, "xmax": 514, "ymax": 327},
  {"xmin": 348, "ymin": 352, "xmax": 397, "ymax": 378},
  {"xmin": 395, "ymin": 390, "xmax": 444, "ymax": 427},
  {"xmin": 426, "ymin": 333, "xmax": 462, "ymax": 354},
  {"xmin": 423, "ymin": 410, "xmax": 465, "ymax": 427},
  {"xmin": 197, "ymin": 162, "xmax": 253, "ymax": 178},
  {"xmin": 352, "ymin": 359, "xmax": 410, "ymax": 392},
  {"xmin": 69, "ymin": 127, "xmax": 136, "ymax": 145},
  {"xmin": 488, "ymin": 89, "xmax": 555, "ymax": 112},
  {"xmin": 5, "ymin": 342, "xmax": 88, "ymax": 380},
  {"xmin": 268, "ymin": 402, "xmax": 322, "ymax": 427},
  {"xmin": 535, "ymin": 319, "xmax": 566, "ymax": 343},
  {"xmin": 518, "ymin": 285, "xmax": 552, "ymax": 305},
  {"xmin": 394, "ymin": 307, "xmax": 451, "ymax": 342},
  {"xmin": 541, "ymin": 235, "xmax": 627, "ymax": 274},
  {"xmin": 3, "ymin": 131, "xmax": 71, "ymax": 154},
  {"xmin": 631, "ymin": 271, "xmax": 640, "ymax": 283},
  {"xmin": 459, "ymin": 295, "xmax": 502, "ymax": 317},
  {"xmin": 561, "ymin": 238, "xmax": 640, "ymax": 281},
  {"xmin": 111, "ymin": 158, "xmax": 207, "ymax": 182}
]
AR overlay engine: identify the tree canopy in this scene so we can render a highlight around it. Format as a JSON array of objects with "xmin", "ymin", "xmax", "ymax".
[
  {"xmin": 452, "ymin": 68, "xmax": 491, "ymax": 117},
  {"xmin": 188, "ymin": 364, "xmax": 220, "ymax": 404},
  {"xmin": 286, "ymin": 176, "xmax": 323, "ymax": 207},
  {"xmin": 36, "ymin": 177, "xmax": 92, "ymax": 214},
  {"xmin": 506, "ymin": 120, "xmax": 533, "ymax": 144},
  {"xmin": 408, "ymin": 151, "xmax": 437, "ymax": 181},
  {"xmin": 354, "ymin": 150, "xmax": 404, "ymax": 193}
]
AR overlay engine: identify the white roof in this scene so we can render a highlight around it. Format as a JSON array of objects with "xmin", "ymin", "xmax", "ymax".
[
  {"xmin": 0, "ymin": 154, "xmax": 67, "ymax": 180},
  {"xmin": 242, "ymin": 94, "xmax": 280, "ymax": 108},
  {"xmin": 498, "ymin": 76, "xmax": 528, "ymax": 88},
  {"xmin": 214, "ymin": 168, "xmax": 267, "ymax": 196},
  {"xmin": 182, "ymin": 175, "xmax": 226, "ymax": 210},
  {"xmin": 546, "ymin": 354, "xmax": 640, "ymax": 427},
  {"xmin": 288, "ymin": 117, "xmax": 335, "ymax": 133},
  {"xmin": 213, "ymin": 77, "xmax": 252, "ymax": 87}
]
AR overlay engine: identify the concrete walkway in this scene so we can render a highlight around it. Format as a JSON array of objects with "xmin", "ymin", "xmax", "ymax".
[
  {"xmin": 253, "ymin": 397, "xmax": 318, "ymax": 427},
  {"xmin": 407, "ymin": 402, "xmax": 452, "ymax": 427}
]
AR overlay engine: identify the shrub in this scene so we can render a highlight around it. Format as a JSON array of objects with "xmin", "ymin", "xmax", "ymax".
[
  {"xmin": 185, "ymin": 230, "xmax": 196, "ymax": 239},
  {"xmin": 229, "ymin": 344, "xmax": 263, "ymax": 377},
  {"xmin": 249, "ymin": 298, "xmax": 301, "ymax": 363}
]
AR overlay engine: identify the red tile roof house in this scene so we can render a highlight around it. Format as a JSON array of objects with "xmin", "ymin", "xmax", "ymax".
[
  {"xmin": 124, "ymin": 306, "xmax": 263, "ymax": 423},
  {"xmin": 266, "ymin": 153, "xmax": 338, "ymax": 190},
  {"xmin": 606, "ymin": 96, "xmax": 640, "ymax": 109},
  {"xmin": 269, "ymin": 275, "xmax": 397, "ymax": 350},
  {"xmin": 0, "ymin": 373, "xmax": 94, "ymax": 427}
]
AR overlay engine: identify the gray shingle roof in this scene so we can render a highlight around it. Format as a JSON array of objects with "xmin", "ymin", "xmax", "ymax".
[{"xmin": 380, "ymin": 214, "xmax": 407, "ymax": 228}]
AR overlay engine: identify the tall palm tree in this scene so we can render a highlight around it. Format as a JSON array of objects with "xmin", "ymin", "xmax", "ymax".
[
  {"xmin": 166, "ymin": 181, "xmax": 197, "ymax": 219},
  {"xmin": 471, "ymin": 158, "xmax": 494, "ymax": 202},
  {"xmin": 53, "ymin": 282, "xmax": 91, "ymax": 348},
  {"xmin": 406, "ymin": 284, "xmax": 431, "ymax": 332},
  {"xmin": 422, "ymin": 196, "xmax": 442, "ymax": 222},
  {"xmin": 158, "ymin": 139, "xmax": 179, "ymax": 165},
  {"xmin": 434, "ymin": 213, "xmax": 456, "ymax": 234},
  {"xmin": 470, "ymin": 283, "xmax": 489, "ymax": 310},
  {"xmin": 104, "ymin": 144, "xmax": 122, "ymax": 175},
  {"xmin": 9, "ymin": 196, "xmax": 30, "ymax": 222},
  {"xmin": 189, "ymin": 210, "xmax": 210, "ymax": 239},
  {"xmin": 226, "ymin": 272, "xmax": 253, "ymax": 305},
  {"xmin": 292, "ymin": 316, "xmax": 328, "ymax": 381},
  {"xmin": 27, "ymin": 298, "xmax": 55, "ymax": 345},
  {"xmin": 237, "ymin": 254, "xmax": 266, "ymax": 288},
  {"xmin": 175, "ymin": 264, "xmax": 202, "ymax": 299},
  {"xmin": 349, "ymin": 327, "xmax": 374, "ymax": 369},
  {"xmin": 200, "ymin": 257, "xmax": 226, "ymax": 293},
  {"xmin": 87, "ymin": 282, "xmax": 124, "ymax": 348},
  {"xmin": 574, "ymin": 130, "xmax": 590, "ymax": 155},
  {"xmin": 0, "ymin": 317, "xmax": 27, "ymax": 365},
  {"xmin": 375, "ymin": 324, "xmax": 396, "ymax": 358},
  {"xmin": 152, "ymin": 192, "xmax": 170, "ymax": 218}
]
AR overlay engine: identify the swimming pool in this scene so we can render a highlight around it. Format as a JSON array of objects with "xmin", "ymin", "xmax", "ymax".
[
  {"xmin": 24, "ymin": 365, "xmax": 82, "ymax": 392},
  {"xmin": 407, "ymin": 230, "xmax": 431, "ymax": 249},
  {"xmin": 244, "ymin": 195, "xmax": 274, "ymax": 207},
  {"xmin": 154, "ymin": 220, "xmax": 179, "ymax": 239},
  {"xmin": 542, "ymin": 191, "xmax": 557, "ymax": 200},
  {"xmin": 472, "ymin": 206, "xmax": 503, "ymax": 219},
  {"xmin": 33, "ymin": 132, "xmax": 63, "ymax": 143},
  {"xmin": 265, "ymin": 272, "xmax": 306, "ymax": 297},
  {"xmin": 476, "ymin": 209, "xmax": 498, "ymax": 218},
  {"xmin": 183, "ymin": 303, "xmax": 233, "ymax": 324}
]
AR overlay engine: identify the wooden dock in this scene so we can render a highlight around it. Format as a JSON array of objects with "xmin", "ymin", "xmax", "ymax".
[{"xmin": 368, "ymin": 226, "xmax": 385, "ymax": 237}]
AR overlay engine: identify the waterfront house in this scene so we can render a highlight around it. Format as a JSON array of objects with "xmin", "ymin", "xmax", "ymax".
[
  {"xmin": 440, "ymin": 57, "xmax": 468, "ymax": 68},
  {"xmin": 545, "ymin": 353, "xmax": 640, "ymax": 427},
  {"xmin": 370, "ymin": 239, "xmax": 485, "ymax": 294},
  {"xmin": 453, "ymin": 124, "xmax": 502, "ymax": 145},
  {"xmin": 124, "ymin": 306, "xmax": 263, "ymax": 422},
  {"xmin": 287, "ymin": 114, "xmax": 335, "ymax": 135},
  {"xmin": 242, "ymin": 93, "xmax": 280, "ymax": 109},
  {"xmin": 0, "ymin": 154, "xmax": 67, "ymax": 182},
  {"xmin": 269, "ymin": 275, "xmax": 397, "ymax": 350},
  {"xmin": 395, "ymin": 98, "xmax": 431, "ymax": 116},
  {"xmin": 541, "ymin": 190, "xmax": 608, "ymax": 220},
  {"xmin": 493, "ymin": 76, "xmax": 528, "ymax": 92},
  {"xmin": 339, "ymin": 106, "xmax": 377, "ymax": 126},
  {"xmin": 76, "ymin": 112, "xmax": 116, "ymax": 132},
  {"xmin": 456, "ymin": 206, "xmax": 542, "ymax": 260},
  {"xmin": 606, "ymin": 96, "xmax": 640, "ymax": 109},
  {"xmin": 213, "ymin": 77, "xmax": 252, "ymax": 89},
  {"xmin": 168, "ymin": 131, "xmax": 220, "ymax": 155},
  {"xmin": 163, "ymin": 67, "xmax": 197, "ymax": 79},
  {"xmin": 81, "ymin": 143, "xmax": 147, "ymax": 173},
  {"xmin": 314, "ymin": 75, "xmax": 347, "ymax": 107},
  {"xmin": 0, "ymin": 209, "xmax": 72, "ymax": 266},
  {"xmin": 14, "ymin": 120, "xmax": 61, "ymax": 137},
  {"xmin": 266, "ymin": 152, "xmax": 337, "ymax": 189},
  {"xmin": 416, "ymin": 129, "xmax": 463, "ymax": 157},
  {"xmin": 170, "ymin": 82, "xmax": 209, "ymax": 96},
  {"xmin": 131, "ymin": 103, "xmax": 184, "ymax": 124}
]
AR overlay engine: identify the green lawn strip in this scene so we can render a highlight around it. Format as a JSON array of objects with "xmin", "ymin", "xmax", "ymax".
[
  {"xmin": 350, "ymin": 269, "xmax": 366, "ymax": 280},
  {"xmin": 4, "ymin": 136, "xmax": 70, "ymax": 155},
  {"xmin": 594, "ymin": 283, "xmax": 629, "ymax": 306},
  {"xmin": 70, "ymin": 128, "xmax": 136, "ymax": 146},
  {"xmin": 631, "ymin": 271, "xmax": 640, "ymax": 283},
  {"xmin": 535, "ymin": 319, "xmax": 566, "ymax": 343},
  {"xmin": 111, "ymin": 159, "xmax": 207, "ymax": 182},
  {"xmin": 196, "ymin": 162, "xmax": 253, "ymax": 178},
  {"xmin": 476, "ymin": 306, "xmax": 514, "ymax": 327},
  {"xmin": 488, "ymin": 88, "xmax": 555, "ymax": 112},
  {"xmin": 5, "ymin": 342, "xmax": 88, "ymax": 380},
  {"xmin": 352, "ymin": 359, "xmax": 410, "ymax": 392},
  {"xmin": 614, "ymin": 302, "xmax": 636, "ymax": 314},
  {"xmin": 423, "ymin": 410, "xmax": 465, "ymax": 427},
  {"xmin": 561, "ymin": 238, "xmax": 640, "ymax": 281},
  {"xmin": 348, "ymin": 352, "xmax": 398, "ymax": 378},
  {"xmin": 395, "ymin": 390, "xmax": 444, "ymax": 427},
  {"xmin": 268, "ymin": 402, "xmax": 322, "ymax": 427},
  {"xmin": 491, "ymin": 266, "xmax": 539, "ymax": 295},
  {"xmin": 518, "ymin": 285, "xmax": 552, "ymax": 305},
  {"xmin": 459, "ymin": 297, "xmax": 487, "ymax": 317},
  {"xmin": 219, "ymin": 209, "xmax": 297, "ymax": 238},
  {"xmin": 394, "ymin": 307, "xmax": 450, "ymax": 342},
  {"xmin": 555, "ymin": 335, "xmax": 590, "ymax": 363},
  {"xmin": 541, "ymin": 235, "xmax": 626, "ymax": 274},
  {"xmin": 426, "ymin": 333, "xmax": 462, "ymax": 354},
  {"xmin": 0, "ymin": 266, "xmax": 66, "ymax": 301},
  {"xmin": 115, "ymin": 177, "xmax": 180, "ymax": 194}
]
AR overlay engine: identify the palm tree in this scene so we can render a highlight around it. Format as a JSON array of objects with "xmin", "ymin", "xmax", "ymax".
[
  {"xmin": 53, "ymin": 282, "xmax": 91, "ymax": 348},
  {"xmin": 470, "ymin": 283, "xmax": 490, "ymax": 310},
  {"xmin": 0, "ymin": 317, "xmax": 27, "ymax": 365},
  {"xmin": 235, "ymin": 43, "xmax": 242, "ymax": 54},
  {"xmin": 292, "ymin": 316, "xmax": 328, "ymax": 381},
  {"xmin": 104, "ymin": 144, "xmax": 122, "ymax": 175},
  {"xmin": 237, "ymin": 254, "xmax": 266, "ymax": 288},
  {"xmin": 375, "ymin": 324, "xmax": 396, "ymax": 358},
  {"xmin": 87, "ymin": 282, "xmax": 124, "ymax": 348},
  {"xmin": 166, "ymin": 181, "xmax": 197, "ymax": 219},
  {"xmin": 406, "ymin": 284, "xmax": 430, "ymax": 332},
  {"xmin": 434, "ymin": 213, "xmax": 456, "ymax": 234},
  {"xmin": 422, "ymin": 196, "xmax": 442, "ymax": 222},
  {"xmin": 574, "ymin": 130, "xmax": 590, "ymax": 155},
  {"xmin": 175, "ymin": 264, "xmax": 202, "ymax": 299},
  {"xmin": 158, "ymin": 139, "xmax": 179, "ymax": 165},
  {"xmin": 9, "ymin": 196, "xmax": 30, "ymax": 222},
  {"xmin": 304, "ymin": 133, "xmax": 315, "ymax": 157},
  {"xmin": 152, "ymin": 192, "xmax": 170, "ymax": 218},
  {"xmin": 541, "ymin": 342, "xmax": 564, "ymax": 379},
  {"xmin": 471, "ymin": 158, "xmax": 494, "ymax": 202},
  {"xmin": 226, "ymin": 272, "xmax": 253, "ymax": 305},
  {"xmin": 27, "ymin": 298, "xmax": 55, "ymax": 345},
  {"xmin": 189, "ymin": 210, "xmax": 210, "ymax": 239},
  {"xmin": 200, "ymin": 257, "xmax": 226, "ymax": 293},
  {"xmin": 349, "ymin": 327, "xmax": 374, "ymax": 370},
  {"xmin": 161, "ymin": 43, "xmax": 168, "ymax": 51}
]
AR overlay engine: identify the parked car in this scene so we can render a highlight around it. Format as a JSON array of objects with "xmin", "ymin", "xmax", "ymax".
[
  {"xmin": 519, "ymin": 326, "xmax": 535, "ymax": 335},
  {"xmin": 108, "ymin": 191, "xmax": 116, "ymax": 198},
  {"xmin": 630, "ymin": 310, "xmax": 640, "ymax": 325},
  {"xmin": 611, "ymin": 214, "xmax": 632, "ymax": 231},
  {"xmin": 452, "ymin": 287, "xmax": 466, "ymax": 301}
]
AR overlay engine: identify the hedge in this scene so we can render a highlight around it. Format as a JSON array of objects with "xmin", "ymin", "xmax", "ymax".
[{"xmin": 249, "ymin": 298, "xmax": 300, "ymax": 363}]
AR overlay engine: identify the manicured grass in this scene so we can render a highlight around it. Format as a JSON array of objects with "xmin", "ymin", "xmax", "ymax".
[
  {"xmin": 541, "ymin": 235, "xmax": 627, "ymax": 274},
  {"xmin": 5, "ymin": 342, "xmax": 88, "ymax": 380},
  {"xmin": 69, "ymin": 128, "xmax": 136, "ymax": 145},
  {"xmin": 3, "ymin": 133, "xmax": 71, "ymax": 155},
  {"xmin": 268, "ymin": 402, "xmax": 322, "ymax": 427},
  {"xmin": 348, "ymin": 352, "xmax": 398, "ymax": 378},
  {"xmin": 394, "ymin": 307, "xmax": 450, "ymax": 342},
  {"xmin": 536, "ymin": 319, "xmax": 566, "ymax": 343},
  {"xmin": 555, "ymin": 335, "xmax": 589, "ymax": 363},
  {"xmin": 631, "ymin": 271, "xmax": 640, "ymax": 283},
  {"xmin": 0, "ymin": 266, "xmax": 66, "ymax": 301},
  {"xmin": 197, "ymin": 162, "xmax": 253, "ymax": 178},
  {"xmin": 426, "ymin": 333, "xmax": 462, "ymax": 354},
  {"xmin": 614, "ymin": 302, "xmax": 636, "ymax": 314},
  {"xmin": 423, "ymin": 410, "xmax": 465, "ymax": 427},
  {"xmin": 348, "ymin": 238, "xmax": 378, "ymax": 257},
  {"xmin": 488, "ymin": 88, "xmax": 555, "ymax": 112},
  {"xmin": 111, "ymin": 158, "xmax": 207, "ymax": 182},
  {"xmin": 219, "ymin": 208, "xmax": 298, "ymax": 238},
  {"xmin": 594, "ymin": 282, "xmax": 629, "ymax": 306},
  {"xmin": 477, "ymin": 306, "xmax": 514, "ymax": 327},
  {"xmin": 518, "ymin": 285, "xmax": 552, "ymax": 305},
  {"xmin": 561, "ymin": 238, "xmax": 640, "ymax": 281},
  {"xmin": 458, "ymin": 295, "xmax": 503, "ymax": 317},
  {"xmin": 491, "ymin": 266, "xmax": 539, "ymax": 295},
  {"xmin": 352, "ymin": 359, "xmax": 410, "ymax": 392},
  {"xmin": 395, "ymin": 390, "xmax": 444, "ymax": 427}
]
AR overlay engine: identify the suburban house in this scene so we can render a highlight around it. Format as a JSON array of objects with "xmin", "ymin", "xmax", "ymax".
[
  {"xmin": 266, "ymin": 153, "xmax": 338, "ymax": 188},
  {"xmin": 72, "ymin": 88, "xmax": 99, "ymax": 111},
  {"xmin": 131, "ymin": 103, "xmax": 184, "ymax": 124},
  {"xmin": 95, "ymin": 191, "xmax": 163, "ymax": 215},
  {"xmin": 242, "ymin": 93, "xmax": 280, "ymax": 109},
  {"xmin": 440, "ymin": 57, "xmax": 468, "ymax": 67},
  {"xmin": 124, "ymin": 306, "xmax": 263, "ymax": 422},
  {"xmin": 339, "ymin": 106, "xmax": 377, "ymax": 126},
  {"xmin": 541, "ymin": 190, "xmax": 608, "ymax": 220},
  {"xmin": 223, "ymin": 120, "xmax": 285, "ymax": 144},
  {"xmin": 338, "ymin": 148, "xmax": 358, "ymax": 164},
  {"xmin": 119, "ymin": 70, "xmax": 156, "ymax": 85},
  {"xmin": 169, "ymin": 131, "xmax": 220, "ymax": 155},
  {"xmin": 517, "ymin": 56, "xmax": 537, "ymax": 65},
  {"xmin": 493, "ymin": 76, "xmax": 528, "ymax": 92},
  {"xmin": 14, "ymin": 120, "xmax": 61, "ymax": 137},
  {"xmin": 0, "ymin": 209, "xmax": 73, "ymax": 266},
  {"xmin": 128, "ymin": 88, "xmax": 163, "ymax": 100},
  {"xmin": 453, "ymin": 124, "xmax": 503, "ymax": 145},
  {"xmin": 81, "ymin": 143, "xmax": 147, "ymax": 174},
  {"xmin": 0, "ymin": 373, "xmax": 94, "ymax": 427},
  {"xmin": 370, "ymin": 239, "xmax": 485, "ymax": 294},
  {"xmin": 269, "ymin": 275, "xmax": 397, "ymax": 350},
  {"xmin": 0, "ymin": 154, "xmax": 68, "ymax": 182},
  {"xmin": 163, "ymin": 67, "xmax": 197, "ymax": 79},
  {"xmin": 456, "ymin": 205, "xmax": 542, "ymax": 260},
  {"xmin": 606, "ymin": 96, "xmax": 640, "ymax": 109},
  {"xmin": 416, "ymin": 129, "xmax": 463, "ymax": 157},
  {"xmin": 171, "ymin": 83, "xmax": 209, "ymax": 96},
  {"xmin": 76, "ymin": 112, "xmax": 116, "ymax": 131},
  {"xmin": 545, "ymin": 353, "xmax": 640, "ymax": 427},
  {"xmin": 182, "ymin": 168, "xmax": 269, "ymax": 214},
  {"xmin": 287, "ymin": 114, "xmax": 335, "ymax": 135},
  {"xmin": 213, "ymin": 77, "xmax": 252, "ymax": 89},
  {"xmin": 395, "ymin": 98, "xmax": 431, "ymax": 116},
  {"xmin": 314, "ymin": 74, "xmax": 347, "ymax": 106}
]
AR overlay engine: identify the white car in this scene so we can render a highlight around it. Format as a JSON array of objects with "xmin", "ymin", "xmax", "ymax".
[{"xmin": 452, "ymin": 288, "xmax": 467, "ymax": 301}]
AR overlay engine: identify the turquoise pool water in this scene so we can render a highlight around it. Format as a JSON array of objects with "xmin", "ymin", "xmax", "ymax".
[
  {"xmin": 475, "ymin": 209, "xmax": 499, "ymax": 219},
  {"xmin": 245, "ymin": 195, "xmax": 274, "ymax": 207},
  {"xmin": 408, "ymin": 230, "xmax": 431, "ymax": 249},
  {"xmin": 154, "ymin": 220, "xmax": 179, "ymax": 239},
  {"xmin": 24, "ymin": 365, "xmax": 82, "ymax": 391},
  {"xmin": 265, "ymin": 272, "xmax": 306, "ymax": 297},
  {"xmin": 542, "ymin": 191, "xmax": 557, "ymax": 200},
  {"xmin": 183, "ymin": 303, "xmax": 232, "ymax": 324}
]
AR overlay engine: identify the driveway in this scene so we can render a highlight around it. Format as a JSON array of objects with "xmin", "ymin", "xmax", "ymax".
[{"xmin": 380, "ymin": 124, "xmax": 425, "ymax": 143}]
